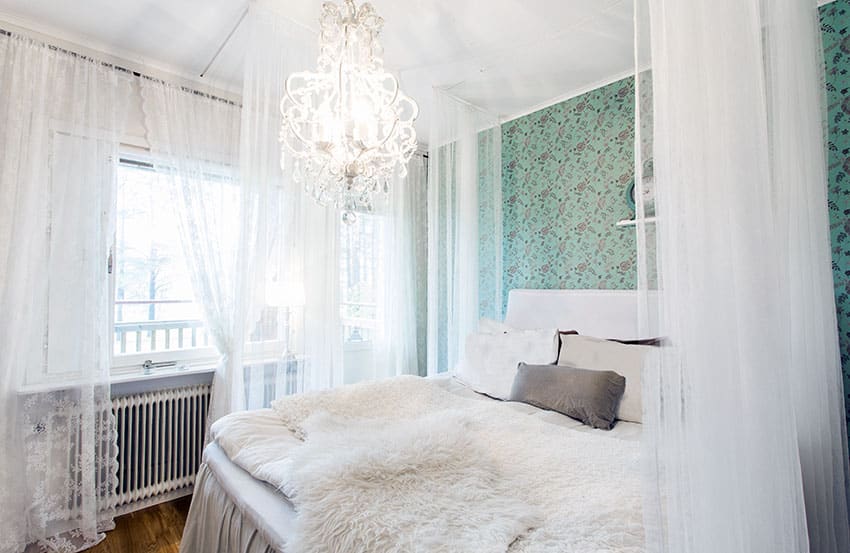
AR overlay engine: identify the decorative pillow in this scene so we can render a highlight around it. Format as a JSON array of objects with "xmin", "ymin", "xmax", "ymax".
[
  {"xmin": 608, "ymin": 337, "xmax": 664, "ymax": 347},
  {"xmin": 456, "ymin": 329, "xmax": 559, "ymax": 399},
  {"xmin": 557, "ymin": 329, "xmax": 579, "ymax": 351},
  {"xmin": 509, "ymin": 363, "xmax": 626, "ymax": 430},
  {"xmin": 557, "ymin": 335, "xmax": 652, "ymax": 423}
]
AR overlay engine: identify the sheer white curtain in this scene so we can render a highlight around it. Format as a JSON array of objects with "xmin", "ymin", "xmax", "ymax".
[
  {"xmin": 766, "ymin": 2, "xmax": 850, "ymax": 549},
  {"xmin": 139, "ymin": 78, "xmax": 244, "ymax": 422},
  {"xmin": 240, "ymin": 0, "xmax": 422, "ymax": 400},
  {"xmin": 0, "ymin": 32, "xmax": 131, "ymax": 552},
  {"xmin": 638, "ymin": 0, "xmax": 850, "ymax": 551},
  {"xmin": 427, "ymin": 89, "xmax": 502, "ymax": 375},
  {"xmin": 410, "ymin": 154, "xmax": 430, "ymax": 376},
  {"xmin": 240, "ymin": 0, "xmax": 341, "ymax": 400},
  {"xmin": 373, "ymin": 153, "xmax": 427, "ymax": 379}
]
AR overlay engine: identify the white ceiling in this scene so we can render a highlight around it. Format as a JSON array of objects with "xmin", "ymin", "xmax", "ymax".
[{"xmin": 0, "ymin": 0, "xmax": 637, "ymax": 140}]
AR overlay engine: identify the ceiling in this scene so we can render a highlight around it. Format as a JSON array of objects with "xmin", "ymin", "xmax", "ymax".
[{"xmin": 0, "ymin": 0, "xmax": 637, "ymax": 140}]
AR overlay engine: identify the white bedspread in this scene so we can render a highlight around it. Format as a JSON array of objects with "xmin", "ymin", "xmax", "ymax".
[{"xmin": 211, "ymin": 376, "xmax": 643, "ymax": 553}]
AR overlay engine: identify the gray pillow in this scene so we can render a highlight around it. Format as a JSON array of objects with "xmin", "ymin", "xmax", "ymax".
[{"xmin": 509, "ymin": 363, "xmax": 626, "ymax": 430}]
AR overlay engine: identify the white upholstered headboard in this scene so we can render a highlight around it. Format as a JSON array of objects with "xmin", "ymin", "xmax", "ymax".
[{"xmin": 504, "ymin": 289, "xmax": 644, "ymax": 340}]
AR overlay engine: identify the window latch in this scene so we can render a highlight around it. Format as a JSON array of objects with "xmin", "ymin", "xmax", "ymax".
[{"xmin": 141, "ymin": 359, "xmax": 177, "ymax": 375}]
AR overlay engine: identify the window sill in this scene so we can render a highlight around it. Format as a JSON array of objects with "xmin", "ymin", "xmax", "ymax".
[
  {"xmin": 110, "ymin": 364, "xmax": 217, "ymax": 397},
  {"xmin": 15, "ymin": 365, "xmax": 216, "ymax": 398},
  {"xmin": 110, "ymin": 364, "xmax": 217, "ymax": 385}
]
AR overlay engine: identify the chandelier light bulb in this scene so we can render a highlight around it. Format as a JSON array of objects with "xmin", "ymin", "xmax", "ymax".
[{"xmin": 280, "ymin": 0, "xmax": 419, "ymax": 223}]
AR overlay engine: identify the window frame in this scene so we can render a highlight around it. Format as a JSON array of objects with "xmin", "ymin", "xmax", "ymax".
[
  {"xmin": 339, "ymin": 211, "xmax": 384, "ymax": 350},
  {"xmin": 109, "ymin": 151, "xmax": 220, "ymax": 375}
]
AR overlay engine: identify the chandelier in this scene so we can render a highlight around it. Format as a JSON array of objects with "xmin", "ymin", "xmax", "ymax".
[{"xmin": 279, "ymin": 0, "xmax": 419, "ymax": 224}]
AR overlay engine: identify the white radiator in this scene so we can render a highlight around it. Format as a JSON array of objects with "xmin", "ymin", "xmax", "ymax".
[{"xmin": 112, "ymin": 383, "xmax": 211, "ymax": 515}]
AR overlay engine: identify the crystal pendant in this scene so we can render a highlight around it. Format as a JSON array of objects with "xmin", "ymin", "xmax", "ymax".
[{"xmin": 342, "ymin": 210, "xmax": 358, "ymax": 225}]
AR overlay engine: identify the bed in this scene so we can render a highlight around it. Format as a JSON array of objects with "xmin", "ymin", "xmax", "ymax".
[{"xmin": 180, "ymin": 290, "xmax": 647, "ymax": 553}]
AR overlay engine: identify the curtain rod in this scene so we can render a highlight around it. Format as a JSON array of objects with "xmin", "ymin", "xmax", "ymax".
[{"xmin": 0, "ymin": 27, "xmax": 241, "ymax": 107}]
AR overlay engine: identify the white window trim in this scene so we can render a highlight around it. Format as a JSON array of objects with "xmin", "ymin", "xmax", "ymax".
[
  {"xmin": 111, "ymin": 347, "xmax": 220, "ymax": 373},
  {"xmin": 110, "ymin": 150, "xmax": 220, "ymax": 375}
]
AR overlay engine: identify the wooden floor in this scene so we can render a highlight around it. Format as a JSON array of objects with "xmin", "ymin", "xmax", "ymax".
[{"xmin": 86, "ymin": 496, "xmax": 192, "ymax": 553}]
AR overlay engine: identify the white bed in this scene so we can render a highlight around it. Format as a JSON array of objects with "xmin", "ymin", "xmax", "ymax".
[{"xmin": 180, "ymin": 290, "xmax": 647, "ymax": 553}]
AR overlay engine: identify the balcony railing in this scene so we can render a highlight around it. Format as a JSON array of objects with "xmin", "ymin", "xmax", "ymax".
[
  {"xmin": 114, "ymin": 300, "xmax": 380, "ymax": 355},
  {"xmin": 341, "ymin": 301, "xmax": 377, "ymax": 343},
  {"xmin": 114, "ymin": 319, "xmax": 210, "ymax": 355},
  {"xmin": 114, "ymin": 299, "xmax": 210, "ymax": 355}
]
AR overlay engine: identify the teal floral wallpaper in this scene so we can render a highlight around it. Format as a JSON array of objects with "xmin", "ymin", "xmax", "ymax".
[
  {"xmin": 478, "ymin": 127, "xmax": 503, "ymax": 320},
  {"xmin": 500, "ymin": 77, "xmax": 637, "ymax": 312},
  {"xmin": 497, "ymin": 8, "xmax": 850, "ymax": 442},
  {"xmin": 479, "ymin": 5, "xmax": 850, "ymax": 438},
  {"xmin": 821, "ymin": 0, "xmax": 850, "ymax": 446}
]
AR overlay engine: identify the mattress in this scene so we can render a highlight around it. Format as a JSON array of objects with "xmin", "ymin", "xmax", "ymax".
[
  {"xmin": 181, "ymin": 376, "xmax": 642, "ymax": 553},
  {"xmin": 180, "ymin": 442, "xmax": 288, "ymax": 553}
]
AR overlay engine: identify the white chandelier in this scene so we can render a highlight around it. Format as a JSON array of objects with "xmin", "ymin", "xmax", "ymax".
[{"xmin": 280, "ymin": 0, "xmax": 419, "ymax": 223}]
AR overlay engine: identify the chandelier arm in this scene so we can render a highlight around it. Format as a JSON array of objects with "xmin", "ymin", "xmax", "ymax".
[
  {"xmin": 337, "ymin": 59, "xmax": 345, "ymax": 130},
  {"xmin": 387, "ymin": 75, "xmax": 400, "ymax": 106},
  {"xmin": 284, "ymin": 118, "xmax": 316, "ymax": 153},
  {"xmin": 356, "ymin": 117, "xmax": 400, "ymax": 159},
  {"xmin": 283, "ymin": 75, "xmax": 301, "ymax": 106}
]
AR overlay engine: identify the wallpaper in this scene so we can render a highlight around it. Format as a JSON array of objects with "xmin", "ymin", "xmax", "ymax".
[
  {"xmin": 478, "ymin": 127, "xmax": 503, "ymax": 320},
  {"xmin": 497, "ymin": 7, "xmax": 850, "ymax": 440},
  {"xmin": 821, "ymin": 0, "xmax": 850, "ymax": 443},
  {"xmin": 500, "ymin": 77, "xmax": 638, "ymax": 312}
]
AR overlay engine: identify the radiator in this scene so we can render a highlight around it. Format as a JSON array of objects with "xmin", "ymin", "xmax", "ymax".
[{"xmin": 112, "ymin": 383, "xmax": 211, "ymax": 515}]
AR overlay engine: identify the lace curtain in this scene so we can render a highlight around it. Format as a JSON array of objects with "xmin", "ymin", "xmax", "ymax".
[
  {"xmin": 637, "ymin": 0, "xmax": 850, "ymax": 551},
  {"xmin": 0, "ymin": 32, "xmax": 132, "ymax": 552},
  {"xmin": 427, "ymin": 89, "xmax": 502, "ymax": 375},
  {"xmin": 139, "ymin": 78, "xmax": 244, "ymax": 423}
]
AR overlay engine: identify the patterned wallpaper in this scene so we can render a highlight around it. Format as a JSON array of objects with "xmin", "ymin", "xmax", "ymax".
[
  {"xmin": 497, "ymin": 8, "xmax": 850, "ymax": 440},
  {"xmin": 500, "ymin": 77, "xmax": 637, "ymax": 312},
  {"xmin": 478, "ymin": 127, "xmax": 503, "ymax": 320},
  {"xmin": 821, "ymin": 0, "xmax": 850, "ymax": 445}
]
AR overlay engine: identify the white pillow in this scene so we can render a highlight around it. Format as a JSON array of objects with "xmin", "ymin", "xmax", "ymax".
[
  {"xmin": 478, "ymin": 318, "xmax": 513, "ymax": 334},
  {"xmin": 557, "ymin": 335, "xmax": 651, "ymax": 423},
  {"xmin": 456, "ymin": 329, "xmax": 558, "ymax": 399}
]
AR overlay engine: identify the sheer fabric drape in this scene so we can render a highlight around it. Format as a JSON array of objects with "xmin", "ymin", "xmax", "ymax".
[
  {"xmin": 239, "ymin": 0, "xmax": 423, "ymax": 402},
  {"xmin": 373, "ymin": 153, "xmax": 427, "ymax": 379},
  {"xmin": 239, "ymin": 1, "xmax": 341, "ymax": 400},
  {"xmin": 765, "ymin": 2, "xmax": 850, "ymax": 549},
  {"xmin": 637, "ymin": 0, "xmax": 850, "ymax": 551},
  {"xmin": 427, "ymin": 89, "xmax": 502, "ymax": 375},
  {"xmin": 136, "ymin": 0, "xmax": 425, "ymax": 417},
  {"xmin": 139, "ymin": 79, "xmax": 244, "ymax": 423},
  {"xmin": 0, "ymin": 32, "xmax": 131, "ymax": 552}
]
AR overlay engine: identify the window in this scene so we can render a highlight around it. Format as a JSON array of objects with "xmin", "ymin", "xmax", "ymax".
[
  {"xmin": 340, "ymin": 214, "xmax": 381, "ymax": 345},
  {"xmin": 111, "ymin": 155, "xmax": 285, "ymax": 377},
  {"xmin": 112, "ymin": 157, "xmax": 215, "ymax": 371}
]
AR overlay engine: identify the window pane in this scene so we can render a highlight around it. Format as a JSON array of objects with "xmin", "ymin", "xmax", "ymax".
[
  {"xmin": 113, "ymin": 161, "xmax": 209, "ymax": 356},
  {"xmin": 340, "ymin": 215, "xmax": 380, "ymax": 343}
]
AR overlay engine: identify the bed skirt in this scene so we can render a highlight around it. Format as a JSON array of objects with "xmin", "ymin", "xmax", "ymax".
[{"xmin": 180, "ymin": 443, "xmax": 295, "ymax": 553}]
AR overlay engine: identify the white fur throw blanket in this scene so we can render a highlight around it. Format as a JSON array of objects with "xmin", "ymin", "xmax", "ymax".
[{"xmin": 258, "ymin": 376, "xmax": 643, "ymax": 553}]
